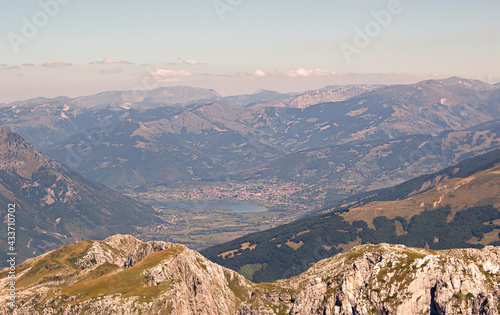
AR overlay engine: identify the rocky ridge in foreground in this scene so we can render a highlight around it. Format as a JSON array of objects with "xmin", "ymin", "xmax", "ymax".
[{"xmin": 1, "ymin": 235, "xmax": 499, "ymax": 314}]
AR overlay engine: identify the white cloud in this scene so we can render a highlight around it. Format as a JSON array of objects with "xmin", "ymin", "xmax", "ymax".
[
  {"xmin": 21, "ymin": 63, "xmax": 35, "ymax": 67},
  {"xmin": 183, "ymin": 59, "xmax": 200, "ymax": 65},
  {"xmin": 286, "ymin": 68, "xmax": 336, "ymax": 77},
  {"xmin": 151, "ymin": 69, "xmax": 192, "ymax": 77},
  {"xmin": 42, "ymin": 61, "xmax": 72, "ymax": 68},
  {"xmin": 90, "ymin": 58, "xmax": 133, "ymax": 65},
  {"xmin": 253, "ymin": 69, "xmax": 267, "ymax": 77}
]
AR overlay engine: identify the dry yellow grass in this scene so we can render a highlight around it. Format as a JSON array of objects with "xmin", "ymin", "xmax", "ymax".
[
  {"xmin": 336, "ymin": 238, "xmax": 362, "ymax": 253},
  {"xmin": 218, "ymin": 249, "xmax": 239, "ymax": 259},
  {"xmin": 218, "ymin": 242, "xmax": 257, "ymax": 259},
  {"xmin": 240, "ymin": 242, "xmax": 256, "ymax": 251},
  {"xmin": 285, "ymin": 241, "xmax": 304, "ymax": 250},
  {"xmin": 342, "ymin": 163, "xmax": 500, "ymax": 225},
  {"xmin": 466, "ymin": 229, "xmax": 500, "ymax": 246}
]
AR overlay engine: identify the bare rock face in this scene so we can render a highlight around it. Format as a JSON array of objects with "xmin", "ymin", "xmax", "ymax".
[
  {"xmin": 104, "ymin": 234, "xmax": 143, "ymax": 256},
  {"xmin": 282, "ymin": 244, "xmax": 500, "ymax": 315},
  {"xmin": 75, "ymin": 242, "xmax": 123, "ymax": 269},
  {"xmin": 1, "ymin": 236, "xmax": 499, "ymax": 315},
  {"xmin": 143, "ymin": 249, "xmax": 252, "ymax": 314},
  {"xmin": 238, "ymin": 244, "xmax": 500, "ymax": 315},
  {"xmin": 0, "ymin": 234, "xmax": 252, "ymax": 315},
  {"xmin": 125, "ymin": 241, "xmax": 176, "ymax": 268}
]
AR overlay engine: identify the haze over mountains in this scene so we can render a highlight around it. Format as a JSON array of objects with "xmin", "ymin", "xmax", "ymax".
[
  {"xmin": 0, "ymin": 77, "xmax": 498, "ymax": 246},
  {"xmin": 0, "ymin": 78, "xmax": 498, "ymax": 198}
]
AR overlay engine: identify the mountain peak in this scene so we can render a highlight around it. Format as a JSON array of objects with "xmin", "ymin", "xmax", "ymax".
[
  {"xmin": 0, "ymin": 236, "xmax": 251, "ymax": 314},
  {"xmin": 2, "ymin": 239, "xmax": 499, "ymax": 314},
  {"xmin": 423, "ymin": 76, "xmax": 494, "ymax": 90},
  {"xmin": 0, "ymin": 126, "xmax": 54, "ymax": 179}
]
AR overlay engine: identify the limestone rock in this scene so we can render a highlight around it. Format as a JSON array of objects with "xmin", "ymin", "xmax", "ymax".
[{"xmin": 2, "ymin": 236, "xmax": 499, "ymax": 315}]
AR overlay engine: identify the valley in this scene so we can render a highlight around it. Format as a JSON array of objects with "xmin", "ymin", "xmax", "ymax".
[
  {"xmin": 1, "ymin": 77, "xmax": 500, "ymax": 283},
  {"xmin": 201, "ymin": 149, "xmax": 500, "ymax": 282},
  {"xmin": 130, "ymin": 181, "xmax": 313, "ymax": 249}
]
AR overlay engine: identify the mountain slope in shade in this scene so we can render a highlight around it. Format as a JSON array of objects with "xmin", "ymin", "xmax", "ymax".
[
  {"xmin": 1, "ymin": 235, "xmax": 499, "ymax": 314},
  {"xmin": 201, "ymin": 149, "xmax": 500, "ymax": 283},
  {"xmin": 0, "ymin": 128, "xmax": 160, "ymax": 266}
]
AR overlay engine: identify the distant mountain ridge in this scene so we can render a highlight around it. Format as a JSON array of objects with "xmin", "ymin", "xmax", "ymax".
[
  {"xmin": 1, "ymin": 77, "xmax": 499, "ymax": 200},
  {"xmin": 221, "ymin": 89, "xmax": 295, "ymax": 107},
  {"xmin": 4, "ymin": 86, "xmax": 222, "ymax": 109},
  {"xmin": 247, "ymin": 85, "xmax": 378, "ymax": 108}
]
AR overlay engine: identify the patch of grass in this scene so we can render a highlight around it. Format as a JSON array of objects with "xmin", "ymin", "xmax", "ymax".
[
  {"xmin": 238, "ymin": 263, "xmax": 262, "ymax": 281},
  {"xmin": 79, "ymin": 263, "xmax": 120, "ymax": 282},
  {"xmin": 16, "ymin": 240, "xmax": 94, "ymax": 289},
  {"xmin": 224, "ymin": 269, "xmax": 251, "ymax": 302},
  {"xmin": 195, "ymin": 257, "xmax": 208, "ymax": 271},
  {"xmin": 403, "ymin": 251, "xmax": 426, "ymax": 261},
  {"xmin": 60, "ymin": 246, "xmax": 184, "ymax": 303}
]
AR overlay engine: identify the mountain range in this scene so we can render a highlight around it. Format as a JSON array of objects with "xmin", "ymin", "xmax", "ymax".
[
  {"xmin": 0, "ymin": 77, "xmax": 499, "ymax": 260},
  {"xmin": 0, "ymin": 77, "xmax": 497, "ymax": 203},
  {"xmin": 1, "ymin": 234, "xmax": 498, "ymax": 314}
]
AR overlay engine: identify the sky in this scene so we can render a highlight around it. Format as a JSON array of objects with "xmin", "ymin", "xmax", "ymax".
[{"xmin": 1, "ymin": 0, "xmax": 499, "ymax": 103}]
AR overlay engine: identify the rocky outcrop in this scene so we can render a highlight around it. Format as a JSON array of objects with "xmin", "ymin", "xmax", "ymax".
[
  {"xmin": 143, "ymin": 249, "xmax": 252, "ymax": 314},
  {"xmin": 244, "ymin": 243, "xmax": 500, "ymax": 315},
  {"xmin": 0, "ymin": 235, "xmax": 252, "ymax": 315},
  {"xmin": 1, "ymin": 236, "xmax": 499, "ymax": 314},
  {"xmin": 125, "ymin": 241, "xmax": 176, "ymax": 268}
]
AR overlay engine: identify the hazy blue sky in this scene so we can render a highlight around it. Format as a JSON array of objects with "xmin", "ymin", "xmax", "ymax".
[{"xmin": 1, "ymin": 0, "xmax": 499, "ymax": 102}]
